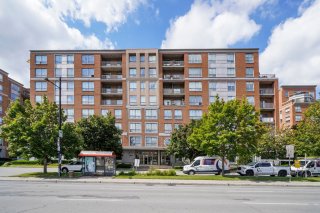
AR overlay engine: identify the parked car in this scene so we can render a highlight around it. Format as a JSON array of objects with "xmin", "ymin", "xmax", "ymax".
[
  {"xmin": 61, "ymin": 161, "xmax": 83, "ymax": 173},
  {"xmin": 183, "ymin": 156, "xmax": 230, "ymax": 175},
  {"xmin": 237, "ymin": 161, "xmax": 290, "ymax": 177},
  {"xmin": 297, "ymin": 159, "xmax": 320, "ymax": 177}
]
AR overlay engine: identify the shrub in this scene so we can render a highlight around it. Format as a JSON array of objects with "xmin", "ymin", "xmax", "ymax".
[
  {"xmin": 116, "ymin": 163, "xmax": 132, "ymax": 169},
  {"xmin": 10, "ymin": 160, "xmax": 41, "ymax": 165},
  {"xmin": 146, "ymin": 169, "xmax": 176, "ymax": 176},
  {"xmin": 117, "ymin": 169, "xmax": 136, "ymax": 176},
  {"xmin": 173, "ymin": 166, "xmax": 183, "ymax": 170}
]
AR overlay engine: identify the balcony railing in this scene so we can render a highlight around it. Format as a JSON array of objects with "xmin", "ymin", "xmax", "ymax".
[
  {"xmin": 260, "ymin": 103, "xmax": 274, "ymax": 109},
  {"xmin": 164, "ymin": 100, "xmax": 185, "ymax": 106},
  {"xmin": 101, "ymin": 100, "xmax": 123, "ymax": 105},
  {"xmin": 163, "ymin": 88, "xmax": 185, "ymax": 94},
  {"xmin": 259, "ymin": 74, "xmax": 276, "ymax": 78},
  {"xmin": 261, "ymin": 117, "xmax": 274, "ymax": 123},
  {"xmin": 101, "ymin": 88, "xmax": 123, "ymax": 94},
  {"xmin": 163, "ymin": 61, "xmax": 184, "ymax": 67},
  {"xmin": 101, "ymin": 61, "xmax": 122, "ymax": 67},
  {"xmin": 163, "ymin": 74, "xmax": 184, "ymax": 80},
  {"xmin": 260, "ymin": 89, "xmax": 274, "ymax": 95},
  {"xmin": 101, "ymin": 74, "xmax": 122, "ymax": 80}
]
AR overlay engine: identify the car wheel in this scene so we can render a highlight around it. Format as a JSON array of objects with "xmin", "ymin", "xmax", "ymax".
[
  {"xmin": 246, "ymin": 170, "xmax": 254, "ymax": 176},
  {"xmin": 278, "ymin": 170, "xmax": 287, "ymax": 177},
  {"xmin": 306, "ymin": 171, "xmax": 312, "ymax": 177},
  {"xmin": 188, "ymin": 170, "xmax": 195, "ymax": 175},
  {"xmin": 62, "ymin": 168, "xmax": 68, "ymax": 173}
]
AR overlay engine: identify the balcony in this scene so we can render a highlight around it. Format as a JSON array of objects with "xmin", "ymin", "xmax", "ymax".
[
  {"xmin": 259, "ymin": 74, "xmax": 276, "ymax": 79},
  {"xmin": 260, "ymin": 103, "xmax": 274, "ymax": 110},
  {"xmin": 163, "ymin": 88, "xmax": 185, "ymax": 96},
  {"xmin": 260, "ymin": 88, "xmax": 274, "ymax": 96},
  {"xmin": 101, "ymin": 74, "xmax": 122, "ymax": 81},
  {"xmin": 101, "ymin": 88, "xmax": 123, "ymax": 94},
  {"xmin": 261, "ymin": 117, "xmax": 274, "ymax": 123},
  {"xmin": 163, "ymin": 74, "xmax": 184, "ymax": 82},
  {"xmin": 101, "ymin": 61, "xmax": 122, "ymax": 67},
  {"xmin": 163, "ymin": 100, "xmax": 185, "ymax": 106},
  {"xmin": 289, "ymin": 93, "xmax": 314, "ymax": 104},
  {"xmin": 101, "ymin": 99, "xmax": 123, "ymax": 106},
  {"xmin": 163, "ymin": 61, "xmax": 184, "ymax": 67}
]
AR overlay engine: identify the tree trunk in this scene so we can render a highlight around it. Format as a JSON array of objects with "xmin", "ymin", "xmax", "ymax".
[{"xmin": 43, "ymin": 157, "xmax": 48, "ymax": 174}]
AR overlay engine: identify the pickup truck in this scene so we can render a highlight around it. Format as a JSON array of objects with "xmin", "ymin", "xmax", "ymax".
[{"xmin": 237, "ymin": 162, "xmax": 290, "ymax": 177}]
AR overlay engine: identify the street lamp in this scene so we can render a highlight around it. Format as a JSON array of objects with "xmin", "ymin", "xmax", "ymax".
[{"xmin": 44, "ymin": 77, "xmax": 62, "ymax": 177}]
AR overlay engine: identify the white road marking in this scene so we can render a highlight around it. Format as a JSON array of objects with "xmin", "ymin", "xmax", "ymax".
[
  {"xmin": 61, "ymin": 198, "xmax": 123, "ymax": 202},
  {"xmin": 244, "ymin": 202, "xmax": 320, "ymax": 206}
]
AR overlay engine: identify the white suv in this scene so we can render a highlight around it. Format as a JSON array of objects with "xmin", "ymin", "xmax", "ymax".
[{"xmin": 61, "ymin": 161, "xmax": 83, "ymax": 173}]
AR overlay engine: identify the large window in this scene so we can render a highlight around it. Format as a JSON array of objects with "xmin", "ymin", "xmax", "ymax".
[
  {"xmin": 227, "ymin": 54, "xmax": 234, "ymax": 63},
  {"xmin": 149, "ymin": 81, "xmax": 156, "ymax": 91},
  {"xmin": 140, "ymin": 54, "xmax": 145, "ymax": 62},
  {"xmin": 164, "ymin": 110, "xmax": 172, "ymax": 119},
  {"xmin": 188, "ymin": 54, "xmax": 202, "ymax": 63},
  {"xmin": 82, "ymin": 95, "xmax": 94, "ymax": 105},
  {"xmin": 55, "ymin": 68, "xmax": 74, "ymax": 77},
  {"xmin": 35, "ymin": 55, "xmax": 47, "ymax": 64},
  {"xmin": 295, "ymin": 106, "xmax": 302, "ymax": 112},
  {"xmin": 174, "ymin": 110, "xmax": 182, "ymax": 119},
  {"xmin": 115, "ymin": 109, "xmax": 122, "ymax": 119},
  {"xmin": 140, "ymin": 68, "xmax": 145, "ymax": 77},
  {"xmin": 145, "ymin": 109, "xmax": 157, "ymax": 119},
  {"xmin": 140, "ymin": 95, "xmax": 146, "ymax": 105},
  {"xmin": 129, "ymin": 109, "xmax": 141, "ymax": 119},
  {"xmin": 245, "ymin": 53, "xmax": 254, "ymax": 63},
  {"xmin": 146, "ymin": 123, "xmax": 158, "ymax": 133},
  {"xmin": 146, "ymin": 137, "xmax": 157, "ymax": 147},
  {"xmin": 129, "ymin": 68, "xmax": 137, "ymax": 77},
  {"xmin": 130, "ymin": 136, "xmax": 141, "ymax": 146},
  {"xmin": 189, "ymin": 82, "xmax": 202, "ymax": 91},
  {"xmin": 129, "ymin": 123, "xmax": 141, "ymax": 133},
  {"xmin": 101, "ymin": 109, "xmax": 109, "ymax": 116},
  {"xmin": 208, "ymin": 68, "xmax": 216, "ymax": 77},
  {"xmin": 82, "ymin": 82, "xmax": 94, "ymax": 91},
  {"xmin": 35, "ymin": 82, "xmax": 47, "ymax": 91},
  {"xmin": 35, "ymin": 95, "xmax": 44, "ymax": 103},
  {"xmin": 149, "ymin": 68, "xmax": 157, "ymax": 78},
  {"xmin": 82, "ymin": 55, "xmax": 94, "ymax": 64},
  {"xmin": 129, "ymin": 95, "xmax": 137, "ymax": 105},
  {"xmin": 228, "ymin": 82, "xmax": 235, "ymax": 92},
  {"xmin": 82, "ymin": 109, "xmax": 94, "ymax": 118},
  {"xmin": 65, "ymin": 109, "xmax": 74, "ymax": 122},
  {"xmin": 82, "ymin": 68, "xmax": 94, "ymax": 77},
  {"xmin": 295, "ymin": 115, "xmax": 302, "ymax": 121},
  {"xmin": 0, "ymin": 74, "xmax": 3, "ymax": 81},
  {"xmin": 209, "ymin": 82, "xmax": 217, "ymax": 91},
  {"xmin": 208, "ymin": 53, "xmax": 216, "ymax": 62},
  {"xmin": 227, "ymin": 68, "xmax": 235, "ymax": 77},
  {"xmin": 35, "ymin": 69, "xmax": 47, "ymax": 77},
  {"xmin": 189, "ymin": 96, "xmax": 202, "ymax": 105},
  {"xmin": 55, "ymin": 95, "xmax": 74, "ymax": 104},
  {"xmin": 189, "ymin": 110, "xmax": 202, "ymax": 120},
  {"xmin": 129, "ymin": 81, "xmax": 137, "ymax": 91},
  {"xmin": 67, "ymin": 55, "xmax": 74, "ymax": 64},
  {"xmin": 148, "ymin": 54, "xmax": 156, "ymax": 63},
  {"xmin": 55, "ymin": 55, "xmax": 62, "ymax": 64},
  {"xmin": 189, "ymin": 68, "xmax": 202, "ymax": 78},
  {"xmin": 246, "ymin": 68, "xmax": 254, "ymax": 77},
  {"xmin": 246, "ymin": 82, "xmax": 254, "ymax": 91},
  {"xmin": 247, "ymin": 96, "xmax": 254, "ymax": 105},
  {"xmin": 129, "ymin": 54, "xmax": 136, "ymax": 62},
  {"xmin": 140, "ymin": 82, "xmax": 145, "ymax": 91},
  {"xmin": 149, "ymin": 96, "xmax": 156, "ymax": 105},
  {"xmin": 164, "ymin": 124, "xmax": 172, "ymax": 133}
]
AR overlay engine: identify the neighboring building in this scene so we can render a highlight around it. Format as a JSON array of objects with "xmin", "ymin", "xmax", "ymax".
[
  {"xmin": 0, "ymin": 69, "xmax": 29, "ymax": 158},
  {"xmin": 29, "ymin": 48, "xmax": 279, "ymax": 165},
  {"xmin": 279, "ymin": 85, "xmax": 317, "ymax": 129}
]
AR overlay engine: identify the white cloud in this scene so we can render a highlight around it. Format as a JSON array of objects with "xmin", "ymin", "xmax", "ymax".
[
  {"xmin": 260, "ymin": 0, "xmax": 320, "ymax": 85},
  {"xmin": 0, "ymin": 0, "xmax": 145, "ymax": 87},
  {"xmin": 161, "ymin": 0, "xmax": 267, "ymax": 49}
]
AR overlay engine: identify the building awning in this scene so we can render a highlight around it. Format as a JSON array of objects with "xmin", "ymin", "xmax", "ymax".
[{"xmin": 79, "ymin": 151, "xmax": 116, "ymax": 157}]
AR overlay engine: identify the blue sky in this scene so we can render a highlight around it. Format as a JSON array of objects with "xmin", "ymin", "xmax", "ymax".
[{"xmin": 0, "ymin": 0, "xmax": 319, "ymax": 96}]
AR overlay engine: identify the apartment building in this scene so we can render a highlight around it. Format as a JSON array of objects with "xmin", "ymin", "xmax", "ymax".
[
  {"xmin": 0, "ymin": 69, "xmax": 29, "ymax": 158},
  {"xmin": 30, "ymin": 48, "xmax": 278, "ymax": 165},
  {"xmin": 279, "ymin": 85, "xmax": 316, "ymax": 129}
]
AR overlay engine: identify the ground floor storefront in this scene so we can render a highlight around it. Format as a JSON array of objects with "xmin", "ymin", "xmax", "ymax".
[{"xmin": 122, "ymin": 149, "xmax": 174, "ymax": 166}]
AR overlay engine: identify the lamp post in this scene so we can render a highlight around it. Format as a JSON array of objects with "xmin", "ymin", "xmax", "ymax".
[{"xmin": 44, "ymin": 77, "xmax": 62, "ymax": 177}]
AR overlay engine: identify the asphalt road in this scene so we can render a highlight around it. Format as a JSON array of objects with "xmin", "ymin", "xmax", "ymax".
[
  {"xmin": 0, "ymin": 181, "xmax": 319, "ymax": 213},
  {"xmin": 0, "ymin": 167, "xmax": 57, "ymax": 177}
]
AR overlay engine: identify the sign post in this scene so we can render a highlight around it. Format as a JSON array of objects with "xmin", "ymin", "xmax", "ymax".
[{"xmin": 286, "ymin": 145, "xmax": 294, "ymax": 182}]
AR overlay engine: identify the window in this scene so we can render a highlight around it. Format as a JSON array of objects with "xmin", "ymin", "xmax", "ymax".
[
  {"xmin": 82, "ymin": 55, "xmax": 94, "ymax": 64},
  {"xmin": 35, "ymin": 55, "xmax": 47, "ymax": 64},
  {"xmin": 140, "ymin": 54, "xmax": 145, "ymax": 62},
  {"xmin": 188, "ymin": 54, "xmax": 202, "ymax": 63},
  {"xmin": 148, "ymin": 54, "xmax": 156, "ymax": 63},
  {"xmin": 146, "ymin": 137, "xmax": 158, "ymax": 147},
  {"xmin": 192, "ymin": 160, "xmax": 200, "ymax": 167},
  {"xmin": 115, "ymin": 109, "xmax": 122, "ymax": 119},
  {"xmin": 247, "ymin": 96, "xmax": 255, "ymax": 105},
  {"xmin": 35, "ymin": 69, "xmax": 47, "ymax": 77},
  {"xmin": 140, "ymin": 96, "xmax": 146, "ymax": 105},
  {"xmin": 67, "ymin": 55, "xmax": 74, "ymax": 64},
  {"xmin": 228, "ymin": 96, "xmax": 235, "ymax": 101},
  {"xmin": 0, "ymin": 96, "xmax": 2, "ymax": 103},
  {"xmin": 140, "ymin": 82, "xmax": 145, "ymax": 91},
  {"xmin": 11, "ymin": 84, "xmax": 20, "ymax": 93},
  {"xmin": 149, "ymin": 68, "xmax": 157, "ymax": 78},
  {"xmin": 295, "ymin": 115, "xmax": 302, "ymax": 121},
  {"xmin": 146, "ymin": 123, "xmax": 158, "ymax": 133},
  {"xmin": 129, "ymin": 95, "xmax": 137, "ymax": 105},
  {"xmin": 101, "ymin": 109, "xmax": 109, "ymax": 116},
  {"xmin": 130, "ymin": 136, "xmax": 141, "ymax": 146},
  {"xmin": 204, "ymin": 159, "xmax": 216, "ymax": 165},
  {"xmin": 129, "ymin": 123, "xmax": 141, "ymax": 133},
  {"xmin": 245, "ymin": 53, "xmax": 254, "ymax": 63},
  {"xmin": 174, "ymin": 110, "xmax": 182, "ymax": 119},
  {"xmin": 129, "ymin": 54, "xmax": 136, "ymax": 62},
  {"xmin": 149, "ymin": 96, "xmax": 157, "ymax": 105},
  {"xmin": 11, "ymin": 93, "xmax": 19, "ymax": 101},
  {"xmin": 227, "ymin": 54, "xmax": 234, "ymax": 63},
  {"xmin": 246, "ymin": 82, "xmax": 254, "ymax": 91},
  {"xmin": 145, "ymin": 109, "xmax": 157, "ymax": 119},
  {"xmin": 189, "ymin": 110, "xmax": 202, "ymax": 120},
  {"xmin": 208, "ymin": 68, "xmax": 216, "ymax": 77},
  {"xmin": 65, "ymin": 109, "xmax": 74, "ymax": 122},
  {"xmin": 115, "ymin": 123, "xmax": 122, "ymax": 130},
  {"xmin": 82, "ymin": 82, "xmax": 94, "ymax": 91},
  {"xmin": 129, "ymin": 68, "xmax": 137, "ymax": 77},
  {"xmin": 285, "ymin": 91, "xmax": 289, "ymax": 97},
  {"xmin": 82, "ymin": 69, "xmax": 94, "ymax": 77},
  {"xmin": 140, "ymin": 68, "xmax": 145, "ymax": 77},
  {"xmin": 164, "ymin": 138, "xmax": 171, "ymax": 146},
  {"xmin": 0, "ymin": 85, "xmax": 2, "ymax": 92},
  {"xmin": 174, "ymin": 124, "xmax": 181, "ymax": 129},
  {"xmin": 227, "ymin": 68, "xmax": 235, "ymax": 77},
  {"xmin": 82, "ymin": 96, "xmax": 94, "ymax": 105},
  {"xmin": 149, "ymin": 81, "xmax": 156, "ymax": 91},
  {"xmin": 55, "ymin": 95, "xmax": 74, "ymax": 104},
  {"xmin": 189, "ymin": 96, "xmax": 202, "ymax": 105},
  {"xmin": 0, "ymin": 74, "xmax": 3, "ymax": 81},
  {"xmin": 246, "ymin": 68, "xmax": 254, "ymax": 77},
  {"xmin": 164, "ymin": 110, "xmax": 172, "ymax": 119},
  {"xmin": 295, "ymin": 106, "xmax": 301, "ymax": 112},
  {"xmin": 55, "ymin": 55, "xmax": 62, "ymax": 64},
  {"xmin": 208, "ymin": 53, "xmax": 216, "ymax": 62},
  {"xmin": 82, "ymin": 109, "xmax": 94, "ymax": 118},
  {"xmin": 228, "ymin": 82, "xmax": 235, "ymax": 92},
  {"xmin": 55, "ymin": 68, "xmax": 74, "ymax": 77},
  {"xmin": 129, "ymin": 81, "xmax": 137, "ymax": 91},
  {"xmin": 189, "ymin": 68, "xmax": 202, "ymax": 77},
  {"xmin": 0, "ymin": 106, "xmax": 2, "ymax": 114},
  {"xmin": 189, "ymin": 82, "xmax": 202, "ymax": 91},
  {"xmin": 55, "ymin": 81, "xmax": 74, "ymax": 92},
  {"xmin": 164, "ymin": 124, "xmax": 172, "ymax": 133},
  {"xmin": 0, "ymin": 118, "xmax": 2, "ymax": 125},
  {"xmin": 35, "ymin": 95, "xmax": 44, "ymax": 103},
  {"xmin": 129, "ymin": 109, "xmax": 141, "ymax": 119},
  {"xmin": 209, "ymin": 82, "xmax": 217, "ymax": 91},
  {"xmin": 35, "ymin": 82, "xmax": 47, "ymax": 91}
]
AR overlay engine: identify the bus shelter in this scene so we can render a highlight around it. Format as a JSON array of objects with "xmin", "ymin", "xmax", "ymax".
[{"xmin": 79, "ymin": 151, "xmax": 116, "ymax": 176}]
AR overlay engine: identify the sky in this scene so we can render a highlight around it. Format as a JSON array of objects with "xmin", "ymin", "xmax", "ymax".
[{"xmin": 0, "ymin": 0, "xmax": 319, "ymax": 95}]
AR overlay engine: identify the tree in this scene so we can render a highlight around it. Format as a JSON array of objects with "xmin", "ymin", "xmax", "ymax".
[
  {"xmin": 188, "ymin": 97, "xmax": 266, "ymax": 175},
  {"xmin": 294, "ymin": 101, "xmax": 320, "ymax": 156},
  {"xmin": 77, "ymin": 114, "xmax": 122, "ymax": 157},
  {"xmin": 1, "ymin": 98, "xmax": 83, "ymax": 173},
  {"xmin": 166, "ymin": 120, "xmax": 205, "ymax": 162}
]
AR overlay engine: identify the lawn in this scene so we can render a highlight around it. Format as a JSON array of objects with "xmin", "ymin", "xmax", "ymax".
[{"xmin": 14, "ymin": 172, "xmax": 82, "ymax": 178}]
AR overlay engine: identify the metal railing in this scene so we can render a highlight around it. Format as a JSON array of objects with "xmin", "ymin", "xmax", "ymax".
[
  {"xmin": 163, "ymin": 100, "xmax": 185, "ymax": 106},
  {"xmin": 259, "ymin": 74, "xmax": 276, "ymax": 78},
  {"xmin": 163, "ymin": 61, "xmax": 184, "ymax": 66},
  {"xmin": 163, "ymin": 88, "xmax": 185, "ymax": 94},
  {"xmin": 101, "ymin": 88, "xmax": 123, "ymax": 94},
  {"xmin": 261, "ymin": 117, "xmax": 274, "ymax": 123},
  {"xmin": 101, "ymin": 100, "xmax": 123, "ymax": 105},
  {"xmin": 260, "ymin": 89, "xmax": 274, "ymax": 95},
  {"xmin": 163, "ymin": 74, "xmax": 184, "ymax": 80},
  {"xmin": 260, "ymin": 103, "xmax": 274, "ymax": 109},
  {"xmin": 101, "ymin": 61, "xmax": 122, "ymax": 67},
  {"xmin": 101, "ymin": 74, "xmax": 122, "ymax": 79}
]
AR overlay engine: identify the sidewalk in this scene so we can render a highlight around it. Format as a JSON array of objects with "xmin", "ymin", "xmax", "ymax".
[{"xmin": 1, "ymin": 176, "xmax": 320, "ymax": 187}]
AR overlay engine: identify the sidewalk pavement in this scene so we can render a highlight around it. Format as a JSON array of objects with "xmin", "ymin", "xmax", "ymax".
[{"xmin": 1, "ymin": 176, "xmax": 320, "ymax": 187}]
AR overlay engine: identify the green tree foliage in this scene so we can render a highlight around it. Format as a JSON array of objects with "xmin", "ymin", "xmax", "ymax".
[
  {"xmin": 77, "ymin": 114, "xmax": 123, "ymax": 158},
  {"xmin": 166, "ymin": 120, "xmax": 205, "ymax": 162},
  {"xmin": 295, "ymin": 101, "xmax": 320, "ymax": 156},
  {"xmin": 0, "ymin": 98, "xmax": 83, "ymax": 173},
  {"xmin": 188, "ymin": 97, "xmax": 266, "ymax": 175}
]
